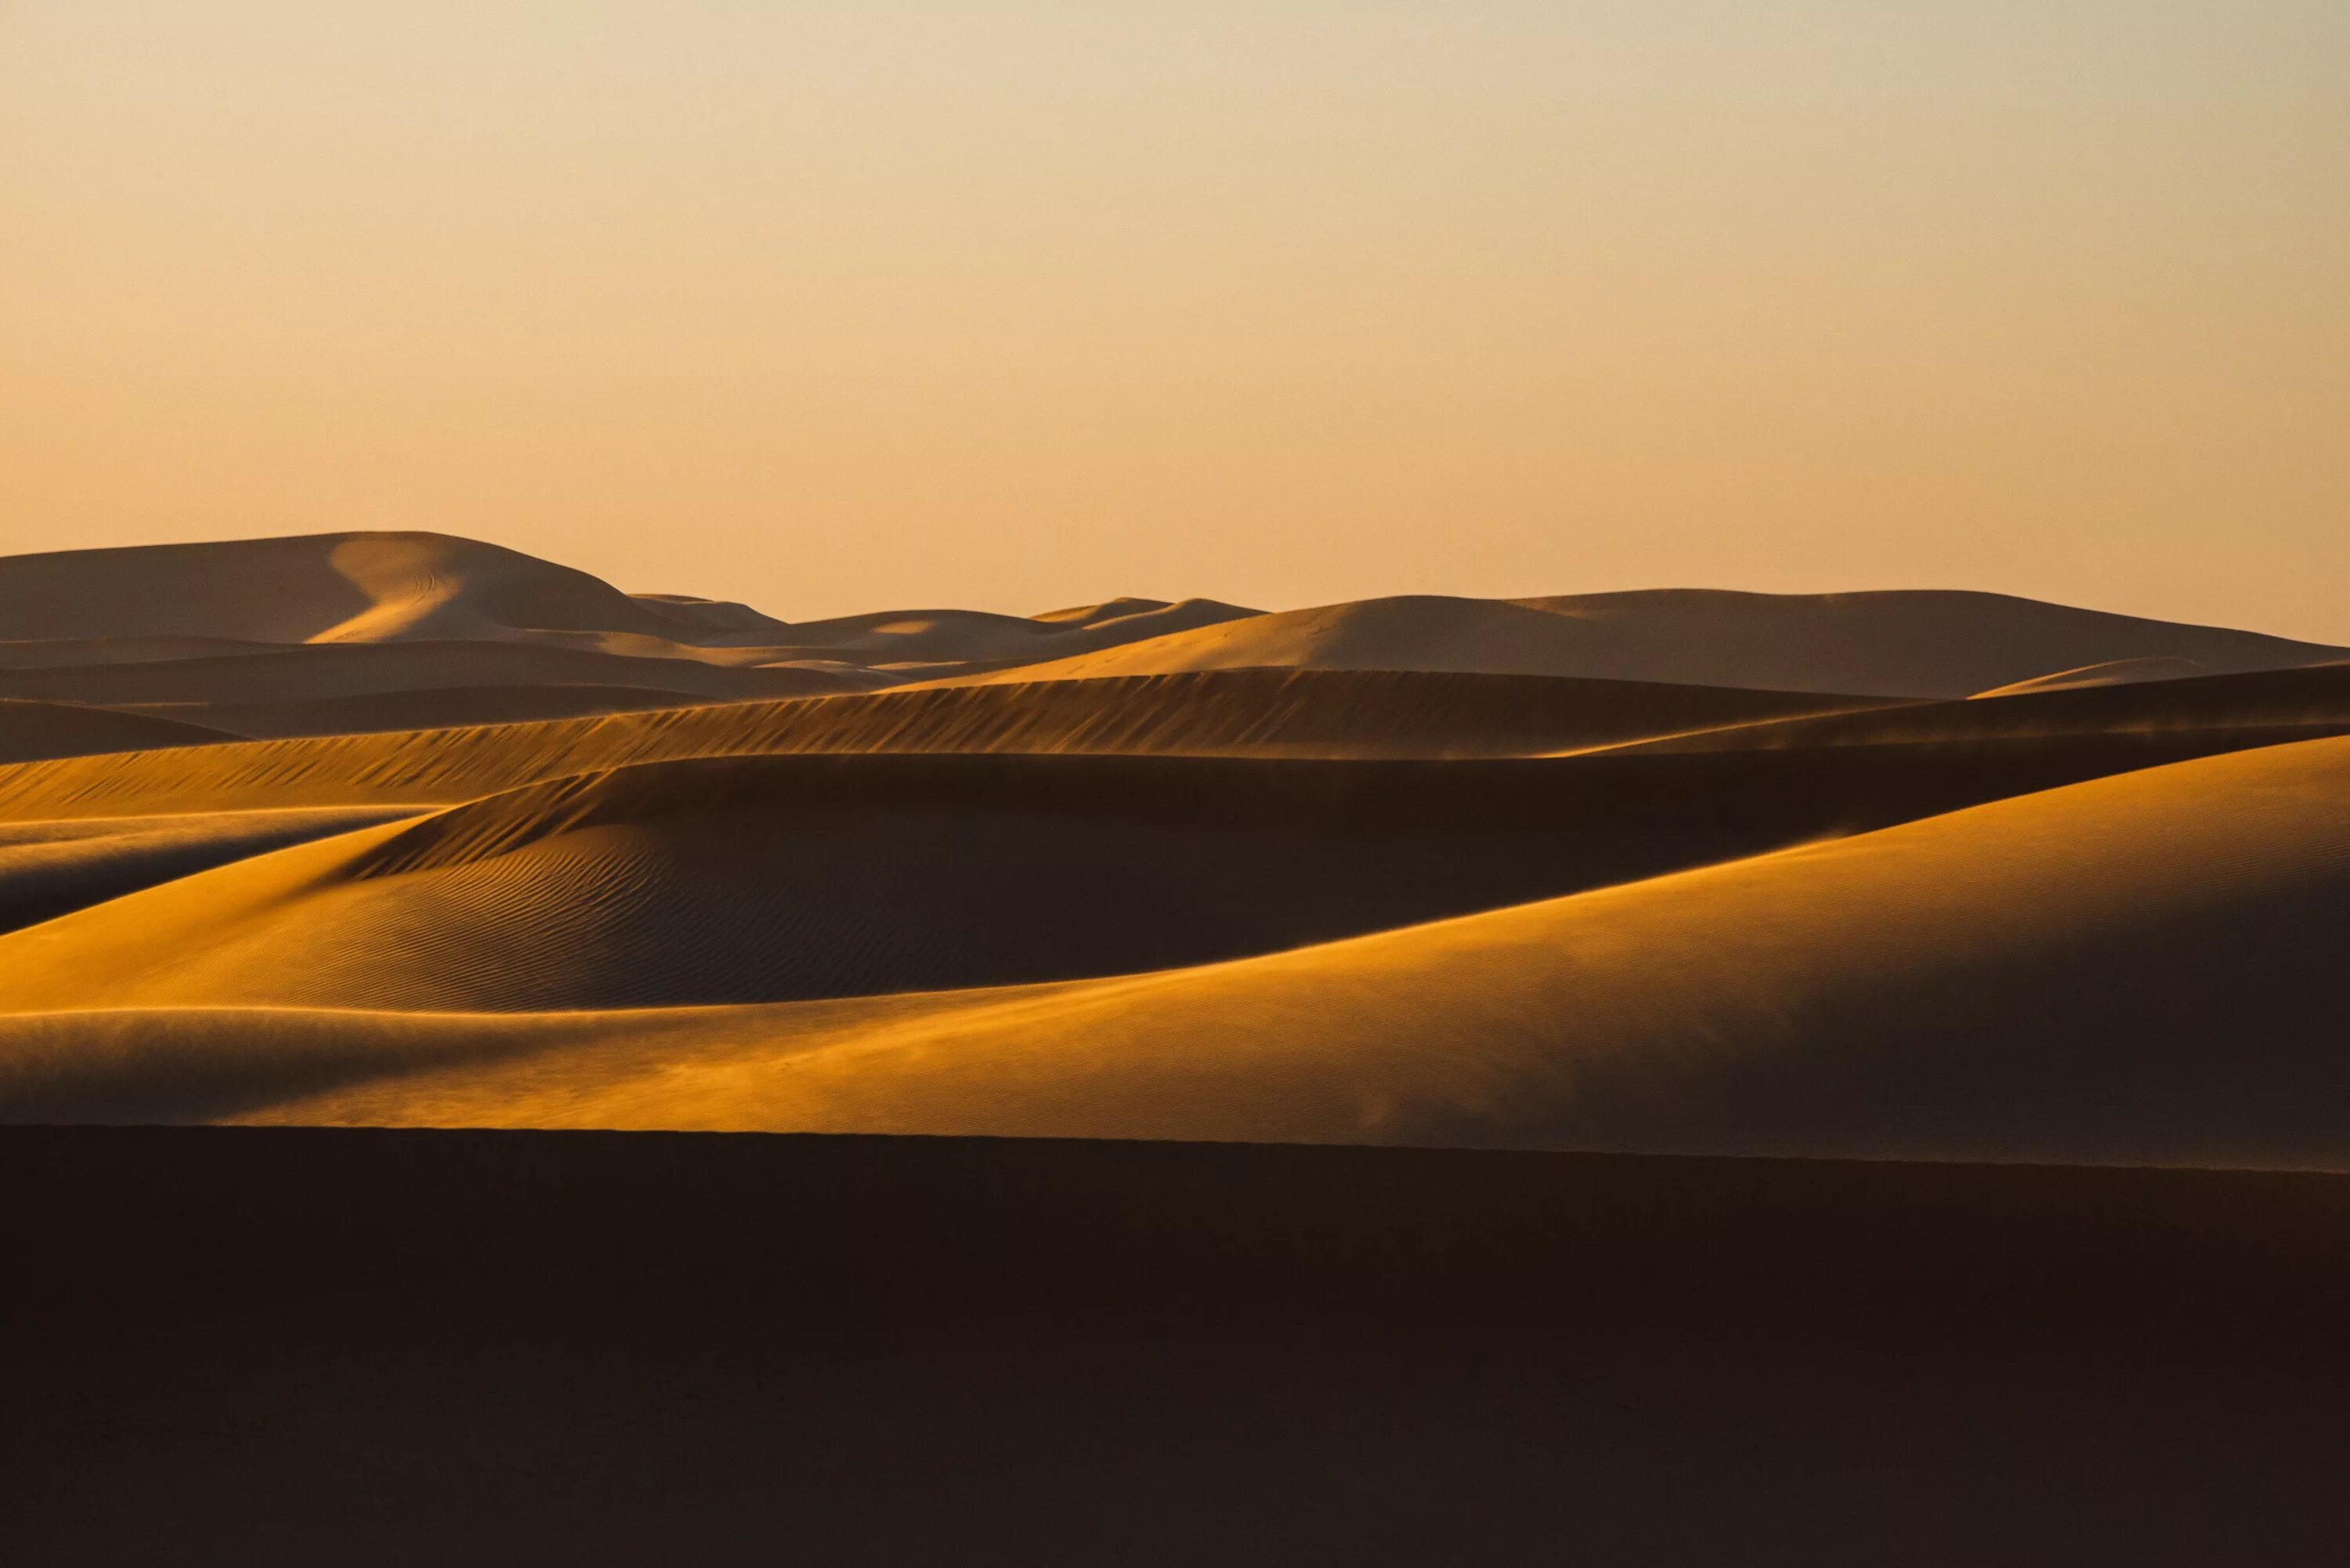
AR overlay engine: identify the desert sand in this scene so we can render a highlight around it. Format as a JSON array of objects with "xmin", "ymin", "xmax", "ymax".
[
  {"xmin": 2, "ymin": 532, "xmax": 2345, "ymax": 1163},
  {"xmin": 8, "ymin": 531, "xmax": 2350, "ymax": 1560}
]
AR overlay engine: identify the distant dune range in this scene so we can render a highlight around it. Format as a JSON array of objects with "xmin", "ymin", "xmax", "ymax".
[
  {"xmin": 918, "ymin": 587, "xmax": 2347, "ymax": 698},
  {"xmin": 2, "ymin": 529, "xmax": 2348, "ymax": 1176}
]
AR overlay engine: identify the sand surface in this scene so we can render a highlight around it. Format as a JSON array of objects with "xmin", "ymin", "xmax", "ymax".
[{"xmin": 9, "ymin": 531, "xmax": 2348, "ymax": 1556}]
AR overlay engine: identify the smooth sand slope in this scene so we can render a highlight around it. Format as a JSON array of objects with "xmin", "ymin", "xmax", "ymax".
[
  {"xmin": 927, "ymin": 587, "xmax": 2348, "ymax": 698},
  {"xmin": 0, "ymin": 697, "xmax": 237, "ymax": 764},
  {"xmin": 7, "ymin": 736, "xmax": 2348, "ymax": 1170}
]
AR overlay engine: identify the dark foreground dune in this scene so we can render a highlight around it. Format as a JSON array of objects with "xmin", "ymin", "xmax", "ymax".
[{"xmin": 9, "ymin": 1125, "xmax": 2349, "ymax": 1566}]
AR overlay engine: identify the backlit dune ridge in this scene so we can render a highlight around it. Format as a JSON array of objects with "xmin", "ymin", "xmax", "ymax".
[{"xmin": 1, "ymin": 530, "xmax": 2345, "ymax": 1176}]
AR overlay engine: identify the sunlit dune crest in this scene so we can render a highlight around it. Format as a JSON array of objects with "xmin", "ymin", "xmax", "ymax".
[{"xmin": 1969, "ymin": 655, "xmax": 2212, "ymax": 697}]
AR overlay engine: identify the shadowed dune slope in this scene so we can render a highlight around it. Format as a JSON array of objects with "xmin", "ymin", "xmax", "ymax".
[
  {"xmin": 124, "ymin": 684, "xmax": 718, "ymax": 739},
  {"xmin": 9, "ymin": 737, "xmax": 2344, "ymax": 1170},
  {"xmin": 0, "ymin": 667, "xmax": 1893, "ymax": 823},
  {"xmin": 930, "ymin": 588, "xmax": 2346, "ymax": 698},
  {"xmin": 0, "ymin": 698, "xmax": 239, "ymax": 764},
  {"xmin": 0, "ymin": 636, "xmax": 297, "ymax": 670},
  {"xmin": 0, "ymin": 807, "xmax": 414, "ymax": 935},
  {"xmin": 0, "ymin": 641, "xmax": 874, "ymax": 711}
]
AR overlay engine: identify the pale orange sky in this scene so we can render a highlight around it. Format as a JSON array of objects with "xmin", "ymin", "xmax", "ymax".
[{"xmin": 4, "ymin": 2, "xmax": 2345, "ymax": 636}]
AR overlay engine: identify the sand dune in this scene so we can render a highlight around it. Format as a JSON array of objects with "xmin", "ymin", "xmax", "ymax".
[
  {"xmin": 0, "ymin": 533, "xmax": 1265, "ymax": 691},
  {"xmin": 930, "ymin": 588, "xmax": 2346, "ymax": 697},
  {"xmin": 0, "ymin": 667, "xmax": 1892, "ymax": 822},
  {"xmin": 6, "ymin": 736, "xmax": 2348, "ymax": 1173},
  {"xmin": 0, "ymin": 740, "xmax": 2158, "ymax": 1013},
  {"xmin": 15, "ymin": 534, "xmax": 2350, "ymax": 1566},
  {"xmin": 4, "ymin": 529, "xmax": 2346, "ymax": 1183},
  {"xmin": 15, "ymin": 536, "xmax": 2339, "ymax": 708},
  {"xmin": 0, "ymin": 531, "xmax": 795, "ymax": 649}
]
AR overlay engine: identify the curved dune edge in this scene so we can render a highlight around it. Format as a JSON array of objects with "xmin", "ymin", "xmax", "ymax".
[
  {"xmin": 6, "ymin": 735, "xmax": 2347, "ymax": 1171},
  {"xmin": 0, "ymin": 698, "xmax": 240, "ymax": 764},
  {"xmin": 1969, "ymin": 656, "xmax": 2212, "ymax": 699}
]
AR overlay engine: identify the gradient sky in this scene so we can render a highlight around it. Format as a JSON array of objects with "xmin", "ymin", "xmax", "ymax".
[{"xmin": 5, "ymin": 2, "xmax": 2345, "ymax": 635}]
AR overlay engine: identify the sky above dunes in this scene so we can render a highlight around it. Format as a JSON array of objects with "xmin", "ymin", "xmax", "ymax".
[{"xmin": 4, "ymin": 2, "xmax": 2345, "ymax": 635}]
